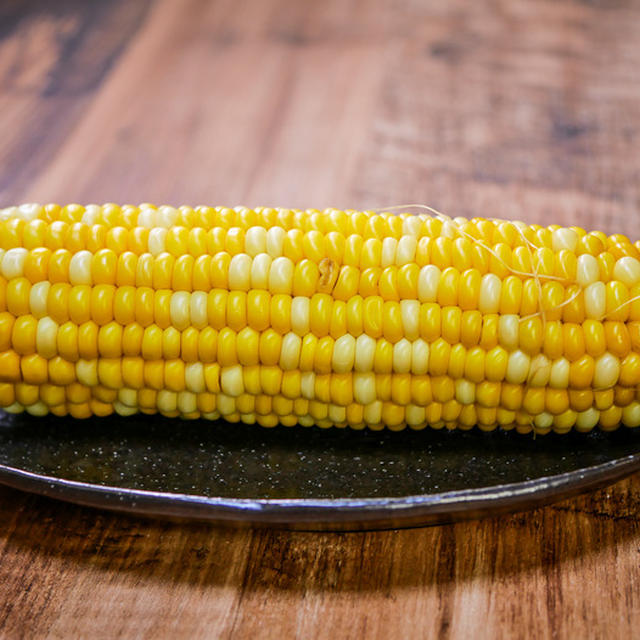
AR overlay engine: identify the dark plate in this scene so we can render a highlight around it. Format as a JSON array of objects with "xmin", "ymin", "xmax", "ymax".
[{"xmin": 0, "ymin": 411, "xmax": 639, "ymax": 530}]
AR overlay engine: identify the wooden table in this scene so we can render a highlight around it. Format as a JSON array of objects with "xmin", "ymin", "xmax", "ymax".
[{"xmin": 1, "ymin": 0, "xmax": 640, "ymax": 637}]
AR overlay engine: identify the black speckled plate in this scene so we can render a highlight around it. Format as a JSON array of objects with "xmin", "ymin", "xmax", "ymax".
[{"xmin": 0, "ymin": 411, "xmax": 639, "ymax": 530}]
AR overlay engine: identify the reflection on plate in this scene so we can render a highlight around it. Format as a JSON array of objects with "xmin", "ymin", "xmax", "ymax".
[{"xmin": 0, "ymin": 412, "xmax": 639, "ymax": 530}]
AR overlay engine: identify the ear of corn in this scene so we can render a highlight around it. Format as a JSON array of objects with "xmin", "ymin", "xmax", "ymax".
[{"xmin": 1, "ymin": 202, "xmax": 640, "ymax": 434}]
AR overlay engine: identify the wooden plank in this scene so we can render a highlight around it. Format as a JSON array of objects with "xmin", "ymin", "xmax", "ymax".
[
  {"xmin": 0, "ymin": 479, "xmax": 639, "ymax": 638},
  {"xmin": 0, "ymin": 0, "xmax": 639, "ymax": 638},
  {"xmin": 0, "ymin": 0, "xmax": 154, "ymax": 203}
]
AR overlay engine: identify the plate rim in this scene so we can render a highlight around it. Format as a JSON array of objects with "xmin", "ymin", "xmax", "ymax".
[{"xmin": 1, "ymin": 450, "xmax": 638, "ymax": 529}]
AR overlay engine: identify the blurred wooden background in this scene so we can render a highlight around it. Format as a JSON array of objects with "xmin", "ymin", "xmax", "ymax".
[{"xmin": 1, "ymin": 0, "xmax": 640, "ymax": 637}]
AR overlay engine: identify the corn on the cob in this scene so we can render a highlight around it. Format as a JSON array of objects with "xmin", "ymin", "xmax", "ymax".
[{"xmin": 1, "ymin": 202, "xmax": 640, "ymax": 434}]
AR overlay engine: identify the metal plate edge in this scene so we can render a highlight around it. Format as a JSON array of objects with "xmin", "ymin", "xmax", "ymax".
[{"xmin": 1, "ymin": 453, "xmax": 638, "ymax": 531}]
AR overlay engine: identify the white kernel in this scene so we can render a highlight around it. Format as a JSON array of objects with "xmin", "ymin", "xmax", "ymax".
[
  {"xmin": 297, "ymin": 415, "xmax": 314, "ymax": 427},
  {"xmin": 353, "ymin": 372, "xmax": 376, "ymax": 404},
  {"xmin": 584, "ymin": 282, "xmax": 606, "ymax": 319},
  {"xmin": 455, "ymin": 379, "xmax": 475, "ymax": 405},
  {"xmin": 354, "ymin": 334, "xmax": 376, "ymax": 372},
  {"xmin": 300, "ymin": 372, "xmax": 316, "ymax": 399},
  {"xmin": 576, "ymin": 254, "xmax": 600, "ymax": 287},
  {"xmin": 479, "ymin": 273, "xmax": 501, "ymax": 314},
  {"xmin": 17, "ymin": 203, "xmax": 42, "ymax": 221},
  {"xmin": 251, "ymin": 253, "xmax": 272, "ymax": 289},
  {"xmin": 498, "ymin": 315, "xmax": 519, "ymax": 350},
  {"xmin": 418, "ymin": 265, "xmax": 441, "ymax": 302},
  {"xmin": 190, "ymin": 291, "xmax": 208, "ymax": 329},
  {"xmin": 1, "ymin": 248, "xmax": 28, "ymax": 279},
  {"xmin": 622, "ymin": 402, "xmax": 640, "ymax": 427},
  {"xmin": 269, "ymin": 257, "xmax": 294, "ymax": 294},
  {"xmin": 576, "ymin": 408, "xmax": 600, "ymax": 432},
  {"xmin": 392, "ymin": 338, "xmax": 412, "ymax": 374},
  {"xmin": 216, "ymin": 393, "xmax": 236, "ymax": 415},
  {"xmin": 114, "ymin": 401, "xmax": 137, "ymax": 417},
  {"xmin": 332, "ymin": 334, "xmax": 356, "ymax": 373},
  {"xmin": 84, "ymin": 204, "xmax": 101, "ymax": 222},
  {"xmin": 266, "ymin": 227, "xmax": 286, "ymax": 257},
  {"xmin": 402, "ymin": 216, "xmax": 422, "ymax": 236},
  {"xmin": 228, "ymin": 253, "xmax": 252, "ymax": 290},
  {"xmin": 594, "ymin": 352, "xmax": 620, "ymax": 389},
  {"xmin": 534, "ymin": 412, "xmax": 554, "ymax": 428},
  {"xmin": 185, "ymin": 362, "xmax": 206, "ymax": 393},
  {"xmin": 291, "ymin": 297, "xmax": 310, "ymax": 336},
  {"xmin": 613, "ymin": 256, "xmax": 640, "ymax": 288},
  {"xmin": 81, "ymin": 207, "xmax": 100, "ymax": 225},
  {"xmin": 157, "ymin": 390, "xmax": 178, "ymax": 412},
  {"xmin": 381, "ymin": 238, "xmax": 398, "ymax": 268},
  {"xmin": 76, "ymin": 359, "xmax": 98, "ymax": 386},
  {"xmin": 118, "ymin": 388, "xmax": 138, "ymax": 407},
  {"xmin": 281, "ymin": 332, "xmax": 302, "ymax": 370},
  {"xmin": 36, "ymin": 317, "xmax": 58, "ymax": 359},
  {"xmin": 363, "ymin": 400, "xmax": 382, "ymax": 424},
  {"xmin": 396, "ymin": 236, "xmax": 417, "ymax": 266},
  {"xmin": 0, "ymin": 207, "xmax": 18, "ymax": 221},
  {"xmin": 328, "ymin": 404, "xmax": 346, "ymax": 424},
  {"xmin": 245, "ymin": 226, "xmax": 268, "ymax": 256},
  {"xmin": 506, "ymin": 349, "xmax": 530, "ymax": 384},
  {"xmin": 411, "ymin": 339, "xmax": 429, "ymax": 375},
  {"xmin": 25, "ymin": 402, "xmax": 48, "ymax": 416},
  {"xmin": 30, "ymin": 281, "xmax": 50, "ymax": 318},
  {"xmin": 177, "ymin": 390, "xmax": 197, "ymax": 414},
  {"xmin": 441, "ymin": 220, "xmax": 458, "ymax": 238},
  {"xmin": 221, "ymin": 365, "xmax": 244, "ymax": 397},
  {"xmin": 48, "ymin": 220, "xmax": 66, "ymax": 239},
  {"xmin": 148, "ymin": 228, "xmax": 167, "ymax": 255},
  {"xmin": 170, "ymin": 291, "xmax": 191, "ymax": 330},
  {"xmin": 3, "ymin": 402, "xmax": 24, "ymax": 414},
  {"xmin": 406, "ymin": 404, "xmax": 426, "ymax": 425},
  {"xmin": 156, "ymin": 206, "xmax": 178, "ymax": 228},
  {"xmin": 68, "ymin": 250, "xmax": 93, "ymax": 285},
  {"xmin": 549, "ymin": 357, "xmax": 570, "ymax": 388},
  {"xmin": 552, "ymin": 228, "xmax": 578, "ymax": 252},
  {"xmin": 528, "ymin": 354, "xmax": 552, "ymax": 387},
  {"xmin": 400, "ymin": 299, "xmax": 420, "ymax": 341},
  {"xmin": 137, "ymin": 208, "xmax": 157, "ymax": 228}
]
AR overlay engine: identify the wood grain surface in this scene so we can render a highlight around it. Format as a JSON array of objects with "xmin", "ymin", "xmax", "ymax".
[{"xmin": 1, "ymin": 0, "xmax": 640, "ymax": 637}]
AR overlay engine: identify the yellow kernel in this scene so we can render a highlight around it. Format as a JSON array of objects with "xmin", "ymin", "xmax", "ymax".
[
  {"xmin": 49, "ymin": 356, "xmax": 76, "ymax": 386},
  {"xmin": 485, "ymin": 346, "xmax": 508, "ymax": 382},
  {"xmin": 20, "ymin": 354, "xmax": 48, "ymax": 384},
  {"xmin": 441, "ymin": 307, "xmax": 461, "ymax": 344},
  {"xmin": 428, "ymin": 338, "xmax": 450, "ymax": 376}
]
